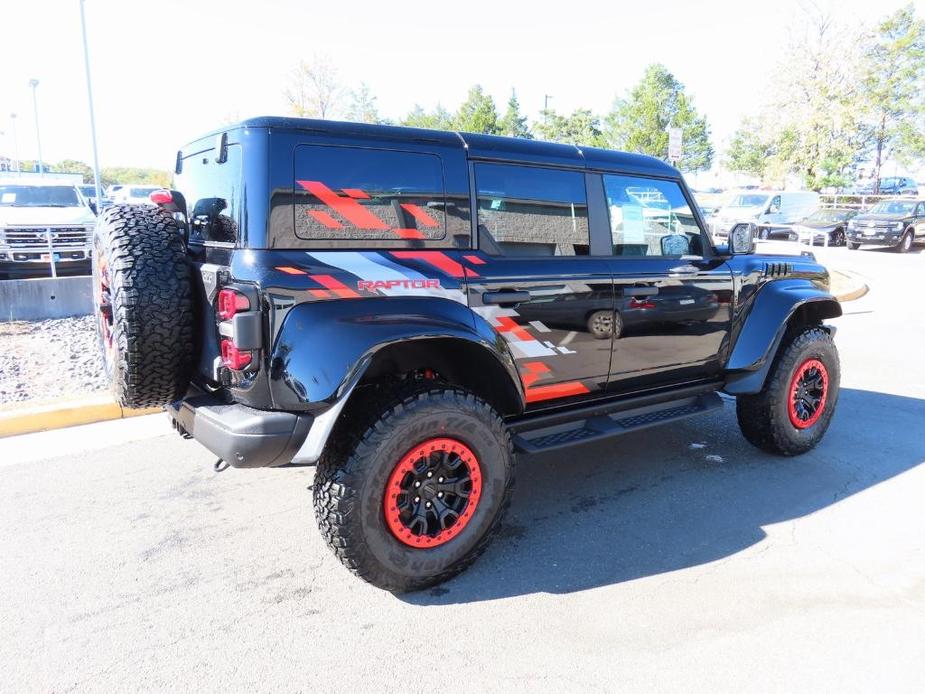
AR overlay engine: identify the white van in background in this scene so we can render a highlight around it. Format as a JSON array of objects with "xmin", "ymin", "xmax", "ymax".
[{"xmin": 712, "ymin": 190, "xmax": 820, "ymax": 240}]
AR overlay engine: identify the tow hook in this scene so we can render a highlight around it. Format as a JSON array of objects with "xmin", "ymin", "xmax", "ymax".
[{"xmin": 214, "ymin": 458, "xmax": 230, "ymax": 473}]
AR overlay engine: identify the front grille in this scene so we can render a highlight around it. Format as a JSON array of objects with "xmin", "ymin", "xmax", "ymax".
[{"xmin": 3, "ymin": 226, "xmax": 91, "ymax": 249}]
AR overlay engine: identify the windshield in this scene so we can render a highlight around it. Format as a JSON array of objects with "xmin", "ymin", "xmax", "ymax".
[
  {"xmin": 78, "ymin": 186, "xmax": 96, "ymax": 196},
  {"xmin": 879, "ymin": 178, "xmax": 900, "ymax": 187},
  {"xmin": 727, "ymin": 194, "xmax": 769, "ymax": 207},
  {"xmin": 868, "ymin": 200, "xmax": 915, "ymax": 215},
  {"xmin": 805, "ymin": 209, "xmax": 852, "ymax": 224},
  {"xmin": 0, "ymin": 185, "xmax": 82, "ymax": 207}
]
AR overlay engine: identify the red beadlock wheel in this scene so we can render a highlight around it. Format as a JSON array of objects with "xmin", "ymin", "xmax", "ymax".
[
  {"xmin": 787, "ymin": 358, "xmax": 828, "ymax": 429},
  {"xmin": 383, "ymin": 437, "xmax": 482, "ymax": 548}
]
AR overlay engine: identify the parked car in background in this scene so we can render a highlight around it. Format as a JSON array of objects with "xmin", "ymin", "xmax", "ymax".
[
  {"xmin": 779, "ymin": 208, "xmax": 858, "ymax": 246},
  {"xmin": 846, "ymin": 199, "xmax": 924, "ymax": 252},
  {"xmin": 855, "ymin": 177, "xmax": 919, "ymax": 196},
  {"xmin": 105, "ymin": 184, "xmax": 124, "ymax": 199},
  {"xmin": 0, "ymin": 181, "xmax": 95, "ymax": 278},
  {"xmin": 77, "ymin": 185, "xmax": 112, "ymax": 214},
  {"xmin": 112, "ymin": 185, "xmax": 161, "ymax": 205},
  {"xmin": 712, "ymin": 190, "xmax": 819, "ymax": 240}
]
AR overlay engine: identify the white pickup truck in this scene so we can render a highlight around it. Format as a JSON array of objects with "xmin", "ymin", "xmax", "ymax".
[{"xmin": 0, "ymin": 180, "xmax": 96, "ymax": 279}]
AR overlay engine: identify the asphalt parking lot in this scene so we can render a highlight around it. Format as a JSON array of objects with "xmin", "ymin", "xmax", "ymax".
[{"xmin": 2, "ymin": 244, "xmax": 924, "ymax": 692}]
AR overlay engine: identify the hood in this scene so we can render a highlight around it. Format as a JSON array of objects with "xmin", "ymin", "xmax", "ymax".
[
  {"xmin": 0, "ymin": 206, "xmax": 96, "ymax": 227},
  {"xmin": 854, "ymin": 212, "xmax": 912, "ymax": 223},
  {"xmin": 798, "ymin": 219, "xmax": 838, "ymax": 231}
]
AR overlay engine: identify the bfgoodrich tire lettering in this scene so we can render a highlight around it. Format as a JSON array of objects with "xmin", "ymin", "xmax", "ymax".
[
  {"xmin": 312, "ymin": 386, "xmax": 514, "ymax": 592},
  {"xmin": 735, "ymin": 327, "xmax": 839, "ymax": 456},
  {"xmin": 92, "ymin": 204, "xmax": 194, "ymax": 408}
]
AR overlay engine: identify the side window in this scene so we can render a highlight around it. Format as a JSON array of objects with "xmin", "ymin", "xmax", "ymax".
[
  {"xmin": 293, "ymin": 145, "xmax": 450, "ymax": 244},
  {"xmin": 178, "ymin": 143, "xmax": 242, "ymax": 243},
  {"xmin": 475, "ymin": 163, "xmax": 589, "ymax": 256},
  {"xmin": 603, "ymin": 174, "xmax": 703, "ymax": 257}
]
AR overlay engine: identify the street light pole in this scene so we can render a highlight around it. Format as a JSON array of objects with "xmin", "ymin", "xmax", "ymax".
[
  {"xmin": 10, "ymin": 113, "xmax": 20, "ymax": 174},
  {"xmin": 79, "ymin": 0, "xmax": 103, "ymax": 206},
  {"xmin": 28, "ymin": 79, "xmax": 44, "ymax": 176}
]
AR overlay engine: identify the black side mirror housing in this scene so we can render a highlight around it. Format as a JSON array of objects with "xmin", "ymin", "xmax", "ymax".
[{"xmin": 729, "ymin": 222, "xmax": 756, "ymax": 255}]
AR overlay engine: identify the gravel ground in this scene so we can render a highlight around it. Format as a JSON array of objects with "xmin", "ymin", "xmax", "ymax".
[{"xmin": 0, "ymin": 316, "xmax": 108, "ymax": 406}]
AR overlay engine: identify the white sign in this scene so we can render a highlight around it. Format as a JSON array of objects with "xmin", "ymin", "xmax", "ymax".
[{"xmin": 667, "ymin": 127, "xmax": 683, "ymax": 161}]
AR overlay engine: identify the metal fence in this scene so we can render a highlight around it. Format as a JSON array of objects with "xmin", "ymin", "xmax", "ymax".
[{"xmin": 819, "ymin": 193, "xmax": 919, "ymax": 210}]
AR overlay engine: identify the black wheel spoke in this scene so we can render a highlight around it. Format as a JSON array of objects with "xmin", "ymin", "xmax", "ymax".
[{"xmin": 387, "ymin": 443, "xmax": 478, "ymax": 543}]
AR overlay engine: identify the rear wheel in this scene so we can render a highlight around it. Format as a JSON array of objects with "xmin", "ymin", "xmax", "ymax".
[
  {"xmin": 735, "ymin": 327, "xmax": 839, "ymax": 456},
  {"xmin": 832, "ymin": 228, "xmax": 845, "ymax": 246},
  {"xmin": 313, "ymin": 386, "xmax": 514, "ymax": 592},
  {"xmin": 847, "ymin": 241, "xmax": 860, "ymax": 250}
]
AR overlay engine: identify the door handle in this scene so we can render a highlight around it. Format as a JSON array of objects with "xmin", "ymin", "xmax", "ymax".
[
  {"xmin": 482, "ymin": 290, "xmax": 532, "ymax": 306},
  {"xmin": 623, "ymin": 286, "xmax": 659, "ymax": 297},
  {"xmin": 669, "ymin": 264, "xmax": 700, "ymax": 274}
]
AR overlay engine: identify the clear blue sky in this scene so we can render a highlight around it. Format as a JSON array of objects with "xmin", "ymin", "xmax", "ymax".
[{"xmin": 1, "ymin": 0, "xmax": 918, "ymax": 171}]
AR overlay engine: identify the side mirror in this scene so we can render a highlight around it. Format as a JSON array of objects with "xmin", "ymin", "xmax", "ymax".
[{"xmin": 729, "ymin": 222, "xmax": 756, "ymax": 255}]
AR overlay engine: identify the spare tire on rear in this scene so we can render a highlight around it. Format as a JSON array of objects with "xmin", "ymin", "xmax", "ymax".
[{"xmin": 92, "ymin": 204, "xmax": 194, "ymax": 408}]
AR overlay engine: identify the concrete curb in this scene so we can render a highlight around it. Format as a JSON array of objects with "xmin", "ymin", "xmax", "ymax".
[
  {"xmin": 0, "ymin": 395, "xmax": 160, "ymax": 438},
  {"xmin": 830, "ymin": 269, "xmax": 869, "ymax": 303}
]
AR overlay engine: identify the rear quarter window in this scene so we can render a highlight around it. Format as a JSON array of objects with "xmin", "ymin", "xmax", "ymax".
[
  {"xmin": 176, "ymin": 143, "xmax": 243, "ymax": 244},
  {"xmin": 292, "ymin": 145, "xmax": 464, "ymax": 248}
]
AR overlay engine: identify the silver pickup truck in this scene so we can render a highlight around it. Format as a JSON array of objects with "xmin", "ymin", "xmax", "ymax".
[{"xmin": 0, "ymin": 181, "xmax": 96, "ymax": 279}]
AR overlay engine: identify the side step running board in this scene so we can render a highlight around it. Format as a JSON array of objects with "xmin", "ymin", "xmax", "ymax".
[{"xmin": 510, "ymin": 392, "xmax": 724, "ymax": 454}]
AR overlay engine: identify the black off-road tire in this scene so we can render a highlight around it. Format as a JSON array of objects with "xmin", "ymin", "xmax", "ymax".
[
  {"xmin": 313, "ymin": 385, "xmax": 515, "ymax": 592},
  {"xmin": 847, "ymin": 242, "xmax": 860, "ymax": 250},
  {"xmin": 735, "ymin": 327, "xmax": 839, "ymax": 456},
  {"xmin": 92, "ymin": 204, "xmax": 194, "ymax": 408}
]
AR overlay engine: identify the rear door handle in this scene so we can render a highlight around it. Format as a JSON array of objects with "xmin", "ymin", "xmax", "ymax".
[{"xmin": 482, "ymin": 290, "xmax": 532, "ymax": 306}]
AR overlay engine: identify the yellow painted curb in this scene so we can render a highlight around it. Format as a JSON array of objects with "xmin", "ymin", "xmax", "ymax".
[{"xmin": 0, "ymin": 395, "xmax": 161, "ymax": 438}]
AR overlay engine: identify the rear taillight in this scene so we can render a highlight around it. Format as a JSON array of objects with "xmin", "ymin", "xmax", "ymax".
[
  {"xmin": 214, "ymin": 285, "xmax": 260, "ymax": 374},
  {"xmin": 217, "ymin": 288, "xmax": 250, "ymax": 320},
  {"xmin": 149, "ymin": 189, "xmax": 173, "ymax": 205},
  {"xmin": 221, "ymin": 339, "xmax": 252, "ymax": 370}
]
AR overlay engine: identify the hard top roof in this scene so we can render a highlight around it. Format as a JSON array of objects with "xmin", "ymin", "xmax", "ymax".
[{"xmin": 189, "ymin": 116, "xmax": 679, "ymax": 178}]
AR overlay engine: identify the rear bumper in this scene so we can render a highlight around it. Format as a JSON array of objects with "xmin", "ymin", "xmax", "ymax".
[{"xmin": 167, "ymin": 389, "xmax": 313, "ymax": 468}]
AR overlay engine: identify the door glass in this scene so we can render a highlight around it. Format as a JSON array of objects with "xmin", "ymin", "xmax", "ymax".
[
  {"xmin": 475, "ymin": 163, "xmax": 589, "ymax": 256},
  {"xmin": 602, "ymin": 174, "xmax": 702, "ymax": 257}
]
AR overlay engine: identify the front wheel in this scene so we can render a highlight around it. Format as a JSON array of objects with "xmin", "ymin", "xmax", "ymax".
[
  {"xmin": 896, "ymin": 230, "xmax": 913, "ymax": 253},
  {"xmin": 735, "ymin": 327, "xmax": 839, "ymax": 456},
  {"xmin": 847, "ymin": 242, "xmax": 861, "ymax": 250},
  {"xmin": 313, "ymin": 386, "xmax": 514, "ymax": 592}
]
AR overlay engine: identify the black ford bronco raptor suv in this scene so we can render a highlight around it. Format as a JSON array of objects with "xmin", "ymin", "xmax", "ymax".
[{"xmin": 92, "ymin": 117, "xmax": 841, "ymax": 592}]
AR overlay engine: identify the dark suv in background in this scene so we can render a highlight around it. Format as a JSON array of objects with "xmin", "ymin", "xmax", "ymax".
[{"xmin": 846, "ymin": 199, "xmax": 925, "ymax": 252}]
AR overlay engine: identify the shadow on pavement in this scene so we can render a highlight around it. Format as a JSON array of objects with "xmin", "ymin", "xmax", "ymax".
[{"xmin": 402, "ymin": 388, "xmax": 925, "ymax": 604}]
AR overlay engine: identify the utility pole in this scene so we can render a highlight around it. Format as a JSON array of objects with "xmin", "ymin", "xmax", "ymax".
[
  {"xmin": 544, "ymin": 94, "xmax": 553, "ymax": 124},
  {"xmin": 29, "ymin": 79, "xmax": 44, "ymax": 176},
  {"xmin": 10, "ymin": 114, "xmax": 20, "ymax": 174},
  {"xmin": 79, "ymin": 0, "xmax": 103, "ymax": 204}
]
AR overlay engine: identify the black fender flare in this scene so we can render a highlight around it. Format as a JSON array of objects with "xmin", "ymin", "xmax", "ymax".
[
  {"xmin": 723, "ymin": 279, "xmax": 842, "ymax": 395},
  {"xmin": 268, "ymin": 296, "xmax": 524, "ymax": 411}
]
